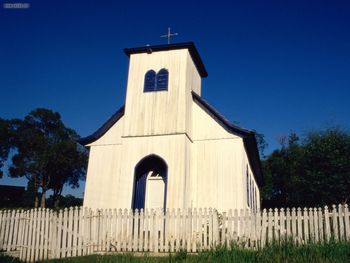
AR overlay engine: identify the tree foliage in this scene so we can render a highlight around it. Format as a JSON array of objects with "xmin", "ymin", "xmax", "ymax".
[
  {"xmin": 8, "ymin": 108, "xmax": 88, "ymax": 208},
  {"xmin": 262, "ymin": 127, "xmax": 350, "ymax": 208},
  {"xmin": 0, "ymin": 118, "xmax": 12, "ymax": 178}
]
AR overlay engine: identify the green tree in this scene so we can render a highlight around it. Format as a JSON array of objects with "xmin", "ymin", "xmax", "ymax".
[
  {"xmin": 0, "ymin": 118, "xmax": 12, "ymax": 178},
  {"xmin": 9, "ymin": 108, "xmax": 88, "ymax": 208},
  {"xmin": 262, "ymin": 127, "xmax": 350, "ymax": 208}
]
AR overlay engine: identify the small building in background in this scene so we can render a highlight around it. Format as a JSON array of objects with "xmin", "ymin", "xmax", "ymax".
[{"xmin": 0, "ymin": 185, "xmax": 25, "ymax": 208}]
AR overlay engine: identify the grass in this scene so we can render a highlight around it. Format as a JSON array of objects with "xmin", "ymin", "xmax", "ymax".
[{"xmin": 1, "ymin": 241, "xmax": 349, "ymax": 263}]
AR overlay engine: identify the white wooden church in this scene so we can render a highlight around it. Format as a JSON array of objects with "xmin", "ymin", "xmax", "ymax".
[{"xmin": 80, "ymin": 42, "xmax": 263, "ymax": 212}]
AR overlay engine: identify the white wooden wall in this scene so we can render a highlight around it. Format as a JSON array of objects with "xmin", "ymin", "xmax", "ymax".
[
  {"xmin": 83, "ymin": 46, "xmax": 261, "ymax": 211},
  {"xmin": 0, "ymin": 204, "xmax": 349, "ymax": 262}
]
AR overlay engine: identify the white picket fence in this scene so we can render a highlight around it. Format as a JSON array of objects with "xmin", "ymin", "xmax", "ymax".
[{"xmin": 0, "ymin": 204, "xmax": 349, "ymax": 262}]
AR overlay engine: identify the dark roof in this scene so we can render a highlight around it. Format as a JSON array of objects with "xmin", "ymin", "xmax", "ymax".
[
  {"xmin": 78, "ymin": 93, "xmax": 263, "ymax": 186},
  {"xmin": 78, "ymin": 105, "xmax": 125, "ymax": 145},
  {"xmin": 124, "ymin": 42, "xmax": 208, "ymax": 78},
  {"xmin": 192, "ymin": 91, "xmax": 263, "ymax": 186}
]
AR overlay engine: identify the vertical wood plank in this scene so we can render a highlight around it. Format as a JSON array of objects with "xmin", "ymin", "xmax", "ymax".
[
  {"xmin": 77, "ymin": 207, "xmax": 83, "ymax": 256},
  {"xmin": 43, "ymin": 208, "xmax": 49, "ymax": 260},
  {"xmin": 0, "ymin": 210, "xmax": 5, "ymax": 250},
  {"xmin": 127, "ymin": 209, "xmax": 133, "ymax": 252},
  {"xmin": 344, "ymin": 204, "xmax": 350, "ymax": 240},
  {"xmin": 261, "ymin": 209, "xmax": 267, "ymax": 248},
  {"xmin": 313, "ymin": 208, "xmax": 319, "ymax": 242},
  {"xmin": 233, "ymin": 209, "xmax": 239, "ymax": 244},
  {"xmin": 208, "ymin": 208, "xmax": 213, "ymax": 249},
  {"xmin": 303, "ymin": 208, "xmax": 309, "ymax": 242},
  {"xmin": 31, "ymin": 208, "xmax": 38, "ymax": 262},
  {"xmin": 332, "ymin": 204, "xmax": 339, "ymax": 240},
  {"xmin": 116, "ymin": 209, "xmax": 122, "ymax": 252},
  {"xmin": 255, "ymin": 209, "xmax": 261, "ymax": 249},
  {"xmin": 72, "ymin": 207, "xmax": 79, "ymax": 256},
  {"xmin": 139, "ymin": 209, "xmax": 144, "ymax": 252},
  {"xmin": 196, "ymin": 209, "xmax": 202, "ymax": 252},
  {"xmin": 186, "ymin": 209, "xmax": 191, "ymax": 252},
  {"xmin": 7, "ymin": 210, "xmax": 15, "ymax": 251},
  {"xmin": 308, "ymin": 207, "xmax": 314, "ymax": 242},
  {"xmin": 144, "ymin": 209, "xmax": 149, "ymax": 252},
  {"xmin": 11, "ymin": 210, "xmax": 19, "ymax": 251},
  {"xmin": 267, "ymin": 209, "xmax": 273, "ymax": 244},
  {"xmin": 273, "ymin": 208, "xmax": 279, "ymax": 242},
  {"xmin": 160, "ymin": 209, "xmax": 165, "ymax": 253},
  {"xmin": 324, "ymin": 206, "xmax": 331, "ymax": 242},
  {"xmin": 286, "ymin": 208, "xmax": 291, "ymax": 238},
  {"xmin": 317, "ymin": 207, "xmax": 323, "ymax": 242},
  {"xmin": 20, "ymin": 211, "xmax": 29, "ymax": 261},
  {"xmin": 28, "ymin": 209, "xmax": 34, "ymax": 262},
  {"xmin": 292, "ymin": 207, "xmax": 298, "ymax": 243},
  {"xmin": 56, "ymin": 209, "xmax": 63, "ymax": 258},
  {"xmin": 338, "ymin": 204, "xmax": 344, "ymax": 240},
  {"xmin": 134, "ymin": 209, "xmax": 139, "ymax": 252},
  {"xmin": 192, "ymin": 208, "xmax": 197, "ymax": 252},
  {"xmin": 39, "ymin": 208, "xmax": 45, "ymax": 261},
  {"xmin": 62, "ymin": 208, "xmax": 68, "ymax": 258},
  {"xmin": 296, "ymin": 208, "xmax": 302, "ymax": 244}
]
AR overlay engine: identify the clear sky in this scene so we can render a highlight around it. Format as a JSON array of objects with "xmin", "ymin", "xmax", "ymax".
[{"xmin": 1, "ymin": 0, "xmax": 349, "ymax": 197}]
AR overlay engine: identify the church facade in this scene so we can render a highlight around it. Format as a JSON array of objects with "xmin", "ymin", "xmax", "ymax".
[{"xmin": 80, "ymin": 42, "xmax": 263, "ymax": 212}]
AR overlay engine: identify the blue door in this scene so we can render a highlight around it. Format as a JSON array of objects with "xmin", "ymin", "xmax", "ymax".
[{"xmin": 132, "ymin": 155, "xmax": 167, "ymax": 210}]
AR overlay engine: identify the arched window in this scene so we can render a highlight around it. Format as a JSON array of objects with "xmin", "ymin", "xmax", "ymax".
[
  {"xmin": 143, "ymin": 68, "xmax": 169, "ymax": 92},
  {"xmin": 144, "ymin": 70, "xmax": 156, "ymax": 91},
  {"xmin": 156, "ymin": 68, "xmax": 169, "ymax": 91}
]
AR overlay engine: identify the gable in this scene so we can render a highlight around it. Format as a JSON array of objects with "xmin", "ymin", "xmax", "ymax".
[
  {"xmin": 192, "ymin": 91, "xmax": 263, "ymax": 186},
  {"xmin": 192, "ymin": 101, "xmax": 239, "ymax": 140}
]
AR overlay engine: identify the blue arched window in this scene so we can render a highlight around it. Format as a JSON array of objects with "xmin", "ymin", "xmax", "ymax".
[
  {"xmin": 156, "ymin": 68, "xmax": 169, "ymax": 91},
  {"xmin": 144, "ymin": 70, "xmax": 156, "ymax": 91},
  {"xmin": 143, "ymin": 68, "xmax": 168, "ymax": 92}
]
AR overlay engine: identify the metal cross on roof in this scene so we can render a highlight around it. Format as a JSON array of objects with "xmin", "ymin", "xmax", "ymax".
[{"xmin": 160, "ymin": 27, "xmax": 179, "ymax": 44}]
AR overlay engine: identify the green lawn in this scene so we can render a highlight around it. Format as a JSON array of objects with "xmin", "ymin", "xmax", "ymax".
[{"xmin": 1, "ymin": 241, "xmax": 349, "ymax": 263}]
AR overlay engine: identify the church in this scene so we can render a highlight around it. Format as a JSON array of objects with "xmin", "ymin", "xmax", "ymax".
[{"xmin": 80, "ymin": 42, "xmax": 263, "ymax": 212}]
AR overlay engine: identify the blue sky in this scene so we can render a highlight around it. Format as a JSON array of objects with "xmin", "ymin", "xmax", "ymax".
[{"xmin": 1, "ymin": 0, "xmax": 349, "ymax": 197}]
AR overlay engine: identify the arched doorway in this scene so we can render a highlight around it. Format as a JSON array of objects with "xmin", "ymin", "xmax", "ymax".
[{"xmin": 132, "ymin": 154, "xmax": 167, "ymax": 210}]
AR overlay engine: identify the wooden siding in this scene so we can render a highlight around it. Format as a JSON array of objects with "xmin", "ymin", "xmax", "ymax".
[
  {"xmin": 84, "ymin": 134, "xmax": 190, "ymax": 210},
  {"xmin": 123, "ymin": 49, "xmax": 190, "ymax": 136}
]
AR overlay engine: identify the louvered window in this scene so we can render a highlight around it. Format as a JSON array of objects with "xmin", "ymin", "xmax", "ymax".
[
  {"xmin": 144, "ymin": 70, "xmax": 156, "ymax": 91},
  {"xmin": 143, "ymin": 68, "xmax": 168, "ymax": 92},
  {"xmin": 156, "ymin": 69, "xmax": 168, "ymax": 91}
]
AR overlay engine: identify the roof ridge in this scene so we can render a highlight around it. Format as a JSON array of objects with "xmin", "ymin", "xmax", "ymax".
[{"xmin": 191, "ymin": 91, "xmax": 254, "ymax": 137}]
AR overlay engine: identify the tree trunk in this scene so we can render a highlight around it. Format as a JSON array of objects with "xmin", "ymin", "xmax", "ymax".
[
  {"xmin": 34, "ymin": 176, "xmax": 39, "ymax": 208},
  {"xmin": 53, "ymin": 186, "xmax": 63, "ymax": 209},
  {"xmin": 41, "ymin": 189, "xmax": 46, "ymax": 208},
  {"xmin": 34, "ymin": 195, "xmax": 39, "ymax": 208},
  {"xmin": 54, "ymin": 198, "xmax": 60, "ymax": 209}
]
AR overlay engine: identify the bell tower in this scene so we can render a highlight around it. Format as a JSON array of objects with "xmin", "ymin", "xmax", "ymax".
[{"xmin": 122, "ymin": 42, "xmax": 208, "ymax": 138}]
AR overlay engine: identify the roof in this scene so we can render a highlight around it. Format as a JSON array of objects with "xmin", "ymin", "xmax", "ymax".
[
  {"xmin": 192, "ymin": 91, "xmax": 264, "ymax": 186},
  {"xmin": 78, "ymin": 105, "xmax": 125, "ymax": 145},
  {"xmin": 124, "ymin": 42, "xmax": 208, "ymax": 78},
  {"xmin": 79, "ymin": 92, "xmax": 263, "ymax": 186}
]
